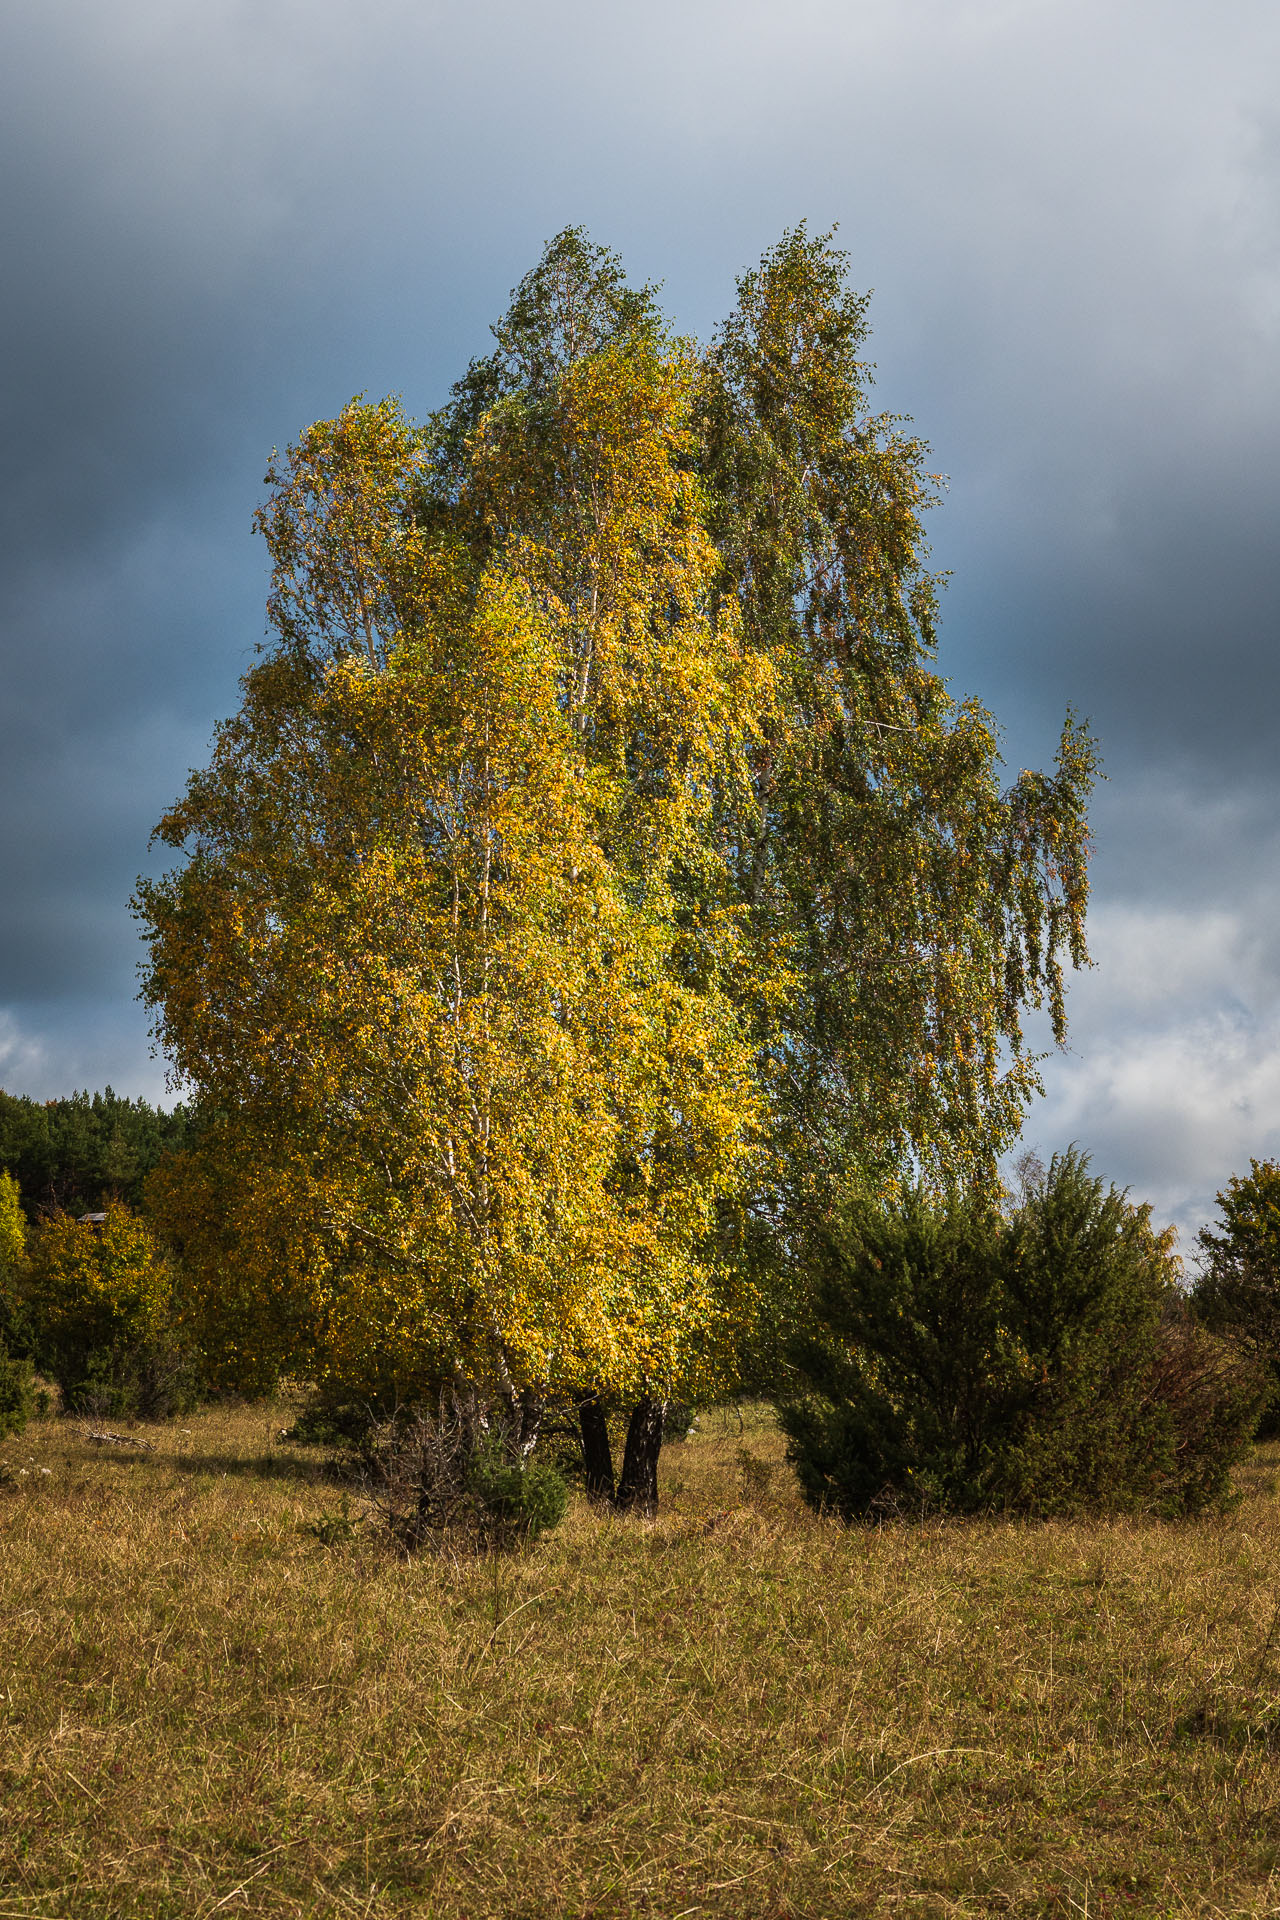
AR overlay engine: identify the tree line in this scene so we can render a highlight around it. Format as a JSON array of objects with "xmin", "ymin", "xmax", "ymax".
[{"xmin": 0, "ymin": 1088, "xmax": 194, "ymax": 1219}]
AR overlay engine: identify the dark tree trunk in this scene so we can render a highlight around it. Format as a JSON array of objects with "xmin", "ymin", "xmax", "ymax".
[
  {"xmin": 577, "ymin": 1391, "xmax": 615, "ymax": 1504},
  {"xmin": 615, "ymin": 1395, "xmax": 666, "ymax": 1514}
]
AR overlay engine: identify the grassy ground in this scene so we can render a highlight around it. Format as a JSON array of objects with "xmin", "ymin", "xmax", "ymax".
[{"xmin": 4, "ymin": 1406, "xmax": 1280, "ymax": 1918}]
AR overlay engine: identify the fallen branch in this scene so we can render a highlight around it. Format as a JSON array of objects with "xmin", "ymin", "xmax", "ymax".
[{"xmin": 83, "ymin": 1429, "xmax": 158, "ymax": 1451}]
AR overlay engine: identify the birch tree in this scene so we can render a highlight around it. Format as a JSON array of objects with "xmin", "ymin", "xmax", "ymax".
[
  {"xmin": 139, "ymin": 228, "xmax": 1096, "ymax": 1511},
  {"xmin": 140, "ymin": 368, "xmax": 762, "ymax": 1493}
]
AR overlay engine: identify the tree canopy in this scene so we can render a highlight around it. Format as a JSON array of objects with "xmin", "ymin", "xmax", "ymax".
[
  {"xmin": 698, "ymin": 232, "xmax": 1094, "ymax": 1207},
  {"xmin": 136, "ymin": 226, "xmax": 1097, "ymax": 1440},
  {"xmin": 0, "ymin": 1087, "xmax": 194, "ymax": 1220}
]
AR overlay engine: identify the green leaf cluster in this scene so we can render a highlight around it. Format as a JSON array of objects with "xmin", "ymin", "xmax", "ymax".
[{"xmin": 0, "ymin": 1334, "xmax": 33, "ymax": 1438}]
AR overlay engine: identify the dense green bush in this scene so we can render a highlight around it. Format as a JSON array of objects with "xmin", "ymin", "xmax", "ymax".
[
  {"xmin": 0, "ymin": 1332, "xmax": 34, "ymax": 1438},
  {"xmin": 778, "ymin": 1152, "xmax": 1264, "ymax": 1521},
  {"xmin": 281, "ymin": 1392, "xmax": 379, "ymax": 1447},
  {"xmin": 1190, "ymin": 1159, "xmax": 1280, "ymax": 1436},
  {"xmin": 468, "ymin": 1432, "xmax": 569, "ymax": 1544},
  {"xmin": 0, "ymin": 1281, "xmax": 34, "ymax": 1367},
  {"xmin": 1145, "ymin": 1304, "xmax": 1269, "ymax": 1514}
]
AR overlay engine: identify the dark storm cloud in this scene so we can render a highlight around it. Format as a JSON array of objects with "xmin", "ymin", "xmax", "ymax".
[{"xmin": 1, "ymin": 0, "xmax": 1278, "ymax": 1231}]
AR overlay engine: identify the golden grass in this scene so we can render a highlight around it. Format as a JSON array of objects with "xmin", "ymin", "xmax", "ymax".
[{"xmin": 4, "ymin": 1404, "xmax": 1280, "ymax": 1917}]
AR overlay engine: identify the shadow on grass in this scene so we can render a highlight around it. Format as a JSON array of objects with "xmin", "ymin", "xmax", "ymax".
[
  {"xmin": 84, "ymin": 1445, "xmax": 345, "ymax": 1485},
  {"xmin": 176, "ymin": 1450, "xmax": 347, "ymax": 1483}
]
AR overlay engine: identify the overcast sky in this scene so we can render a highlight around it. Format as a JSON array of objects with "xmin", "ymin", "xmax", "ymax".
[{"xmin": 2, "ymin": 0, "xmax": 1277, "ymax": 1243}]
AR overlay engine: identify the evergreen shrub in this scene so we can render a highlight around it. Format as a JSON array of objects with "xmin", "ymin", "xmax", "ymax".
[
  {"xmin": 778, "ymin": 1151, "xmax": 1264, "ymax": 1521},
  {"xmin": 468, "ymin": 1432, "xmax": 569, "ymax": 1544},
  {"xmin": 0, "ymin": 1279, "xmax": 33, "ymax": 1369},
  {"xmin": 1190, "ymin": 1159, "xmax": 1280, "ymax": 1436}
]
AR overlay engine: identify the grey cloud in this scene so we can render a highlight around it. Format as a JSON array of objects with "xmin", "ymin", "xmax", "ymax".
[
  {"xmin": 1, "ymin": 0, "xmax": 1278, "ymax": 1230},
  {"xmin": 0, "ymin": 999, "xmax": 169, "ymax": 1106},
  {"xmin": 1027, "ymin": 889, "xmax": 1280, "ymax": 1248}
]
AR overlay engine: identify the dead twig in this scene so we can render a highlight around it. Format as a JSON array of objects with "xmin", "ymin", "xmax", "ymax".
[{"xmin": 82, "ymin": 1429, "xmax": 157, "ymax": 1451}]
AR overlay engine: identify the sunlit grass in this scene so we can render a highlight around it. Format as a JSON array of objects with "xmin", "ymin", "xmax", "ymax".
[{"xmin": 4, "ymin": 1402, "xmax": 1280, "ymax": 1915}]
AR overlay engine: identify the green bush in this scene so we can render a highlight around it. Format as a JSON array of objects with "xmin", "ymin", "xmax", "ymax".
[
  {"xmin": 1145, "ymin": 1304, "xmax": 1269, "ymax": 1515},
  {"xmin": 0, "ymin": 1331, "xmax": 34, "ymax": 1438},
  {"xmin": 67, "ymin": 1335, "xmax": 199, "ymax": 1422},
  {"xmin": 1190, "ymin": 1159, "xmax": 1280, "ymax": 1436},
  {"xmin": 281, "ymin": 1392, "xmax": 378, "ymax": 1447},
  {"xmin": 0, "ymin": 1279, "xmax": 33, "ymax": 1367},
  {"xmin": 468, "ymin": 1433, "xmax": 569, "ymax": 1544},
  {"xmin": 27, "ymin": 1203, "xmax": 198, "ymax": 1419},
  {"xmin": 363, "ymin": 1404, "xmax": 569, "ymax": 1552},
  {"xmin": 778, "ymin": 1151, "xmax": 1264, "ymax": 1521}
]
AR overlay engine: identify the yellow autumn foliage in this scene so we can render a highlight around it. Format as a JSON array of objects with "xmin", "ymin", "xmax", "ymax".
[
  {"xmin": 139, "ymin": 227, "xmax": 1097, "ymax": 1415},
  {"xmin": 141, "ymin": 352, "xmax": 766, "ymax": 1408},
  {"xmin": 0, "ymin": 1170, "xmax": 24, "ymax": 1271},
  {"xmin": 28, "ymin": 1203, "xmax": 170, "ymax": 1365}
]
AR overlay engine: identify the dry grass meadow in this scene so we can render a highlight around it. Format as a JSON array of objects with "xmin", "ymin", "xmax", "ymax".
[{"xmin": 5, "ymin": 1403, "xmax": 1280, "ymax": 1918}]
